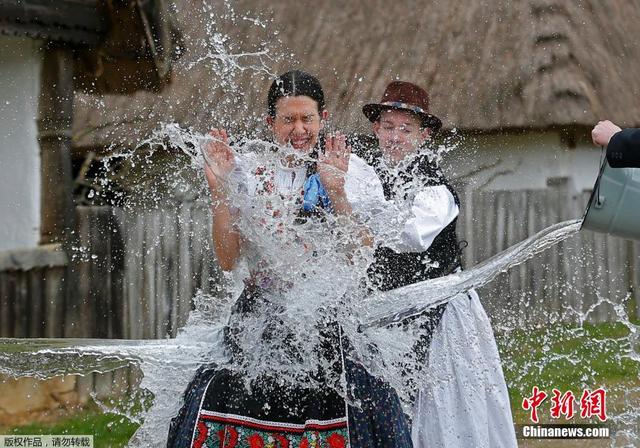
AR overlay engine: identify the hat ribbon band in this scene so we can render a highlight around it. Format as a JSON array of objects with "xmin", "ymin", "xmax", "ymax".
[{"xmin": 380, "ymin": 101, "xmax": 427, "ymax": 115}]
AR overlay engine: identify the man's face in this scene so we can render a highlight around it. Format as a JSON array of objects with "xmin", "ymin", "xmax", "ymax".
[
  {"xmin": 267, "ymin": 96, "xmax": 327, "ymax": 154},
  {"xmin": 373, "ymin": 109, "xmax": 431, "ymax": 165}
]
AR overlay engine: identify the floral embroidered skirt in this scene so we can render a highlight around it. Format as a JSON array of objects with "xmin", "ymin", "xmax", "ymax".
[
  {"xmin": 166, "ymin": 286, "xmax": 413, "ymax": 448},
  {"xmin": 173, "ymin": 367, "xmax": 349, "ymax": 447}
]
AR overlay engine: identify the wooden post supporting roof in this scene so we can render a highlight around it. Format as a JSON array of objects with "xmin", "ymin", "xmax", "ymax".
[
  {"xmin": 38, "ymin": 45, "xmax": 76, "ymax": 250},
  {"xmin": 0, "ymin": 0, "xmax": 183, "ymax": 338},
  {"xmin": 36, "ymin": 44, "xmax": 79, "ymax": 337}
]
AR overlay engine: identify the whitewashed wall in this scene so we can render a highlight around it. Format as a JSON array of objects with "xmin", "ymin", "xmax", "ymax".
[
  {"xmin": 442, "ymin": 131, "xmax": 603, "ymax": 193},
  {"xmin": 0, "ymin": 36, "xmax": 42, "ymax": 251}
]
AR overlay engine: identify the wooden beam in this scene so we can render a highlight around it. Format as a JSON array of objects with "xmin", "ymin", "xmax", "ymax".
[
  {"xmin": 0, "ymin": 0, "xmax": 104, "ymax": 45},
  {"xmin": 0, "ymin": 244, "xmax": 67, "ymax": 271}
]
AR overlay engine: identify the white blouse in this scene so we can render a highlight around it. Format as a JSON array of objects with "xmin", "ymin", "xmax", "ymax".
[
  {"xmin": 228, "ymin": 152, "xmax": 458, "ymax": 253},
  {"xmin": 229, "ymin": 153, "xmax": 308, "ymax": 197},
  {"xmin": 345, "ymin": 154, "xmax": 459, "ymax": 253}
]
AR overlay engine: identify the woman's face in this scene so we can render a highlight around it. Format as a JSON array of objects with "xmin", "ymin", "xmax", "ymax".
[{"xmin": 268, "ymin": 96, "xmax": 328, "ymax": 153}]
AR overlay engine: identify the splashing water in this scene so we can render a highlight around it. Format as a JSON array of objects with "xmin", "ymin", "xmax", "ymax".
[
  {"xmin": 360, "ymin": 219, "xmax": 584, "ymax": 329},
  {"xmin": 2, "ymin": 3, "xmax": 640, "ymax": 445},
  {"xmin": 3, "ymin": 135, "xmax": 640, "ymax": 446},
  {"xmin": 6, "ymin": 112, "xmax": 640, "ymax": 445},
  {"xmin": 0, "ymin": 310, "xmax": 228, "ymax": 447},
  {"xmin": 7, "ymin": 118, "xmax": 637, "ymax": 446},
  {"xmin": 197, "ymin": 135, "xmax": 372, "ymax": 389},
  {"xmin": 0, "ymin": 217, "xmax": 582, "ymax": 446}
]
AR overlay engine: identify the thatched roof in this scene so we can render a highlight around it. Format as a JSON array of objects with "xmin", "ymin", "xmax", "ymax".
[
  {"xmin": 73, "ymin": 0, "xmax": 184, "ymax": 94},
  {"xmin": 0, "ymin": 0, "xmax": 182, "ymax": 94},
  {"xmin": 72, "ymin": 0, "xmax": 640, "ymax": 152},
  {"xmin": 0, "ymin": 0, "xmax": 105, "ymax": 45}
]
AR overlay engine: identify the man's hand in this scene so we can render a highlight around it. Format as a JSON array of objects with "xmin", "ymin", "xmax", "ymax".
[
  {"xmin": 203, "ymin": 128, "xmax": 235, "ymax": 193},
  {"xmin": 319, "ymin": 132, "xmax": 350, "ymax": 195},
  {"xmin": 592, "ymin": 120, "xmax": 622, "ymax": 147}
]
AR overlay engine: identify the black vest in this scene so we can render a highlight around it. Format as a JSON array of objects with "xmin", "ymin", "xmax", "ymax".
[{"xmin": 354, "ymin": 142, "xmax": 462, "ymax": 292}]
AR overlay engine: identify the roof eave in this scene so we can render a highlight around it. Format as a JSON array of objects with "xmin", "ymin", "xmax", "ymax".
[{"xmin": 0, "ymin": 0, "xmax": 105, "ymax": 45}]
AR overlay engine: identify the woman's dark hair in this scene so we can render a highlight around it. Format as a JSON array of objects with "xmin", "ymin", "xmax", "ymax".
[{"xmin": 267, "ymin": 70, "xmax": 325, "ymax": 117}]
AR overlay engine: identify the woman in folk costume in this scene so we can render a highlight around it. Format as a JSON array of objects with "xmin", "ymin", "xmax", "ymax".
[
  {"xmin": 166, "ymin": 70, "xmax": 413, "ymax": 448},
  {"xmin": 354, "ymin": 81, "xmax": 518, "ymax": 448}
]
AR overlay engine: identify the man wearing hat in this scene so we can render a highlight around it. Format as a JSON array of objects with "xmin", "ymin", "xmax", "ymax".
[
  {"xmin": 357, "ymin": 80, "xmax": 461, "ymax": 291},
  {"xmin": 353, "ymin": 81, "xmax": 518, "ymax": 448}
]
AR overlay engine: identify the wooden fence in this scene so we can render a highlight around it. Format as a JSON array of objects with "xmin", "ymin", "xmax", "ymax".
[
  {"xmin": 0, "ymin": 203, "xmax": 220, "ymax": 417},
  {"xmin": 1, "ymin": 181, "xmax": 639, "ymax": 342},
  {"xmin": 0, "ymin": 266, "xmax": 67, "ymax": 339},
  {"xmin": 1, "ymin": 182, "xmax": 639, "ymax": 418},
  {"xmin": 0, "ymin": 204, "xmax": 220, "ymax": 340},
  {"xmin": 72, "ymin": 204, "xmax": 220, "ymax": 339},
  {"xmin": 457, "ymin": 179, "xmax": 639, "ymax": 325}
]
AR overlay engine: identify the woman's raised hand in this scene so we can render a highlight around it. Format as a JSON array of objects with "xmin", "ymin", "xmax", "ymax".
[
  {"xmin": 203, "ymin": 128, "xmax": 235, "ymax": 192},
  {"xmin": 319, "ymin": 132, "xmax": 351, "ymax": 194}
]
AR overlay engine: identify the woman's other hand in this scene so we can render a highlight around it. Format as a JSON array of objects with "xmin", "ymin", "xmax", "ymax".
[
  {"xmin": 204, "ymin": 128, "xmax": 235, "ymax": 192},
  {"xmin": 203, "ymin": 128, "xmax": 241, "ymax": 271},
  {"xmin": 319, "ymin": 132, "xmax": 350, "ymax": 194}
]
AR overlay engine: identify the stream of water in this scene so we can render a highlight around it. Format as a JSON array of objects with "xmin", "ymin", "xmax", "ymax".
[
  {"xmin": 1, "ymin": 216, "xmax": 622, "ymax": 447},
  {"xmin": 2, "ymin": 2, "xmax": 639, "ymax": 446}
]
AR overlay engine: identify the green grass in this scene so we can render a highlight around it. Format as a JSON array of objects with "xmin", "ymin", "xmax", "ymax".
[
  {"xmin": 497, "ymin": 319, "xmax": 640, "ymax": 423},
  {"xmin": 3, "ymin": 409, "xmax": 138, "ymax": 448},
  {"xmin": 3, "ymin": 320, "xmax": 639, "ymax": 445}
]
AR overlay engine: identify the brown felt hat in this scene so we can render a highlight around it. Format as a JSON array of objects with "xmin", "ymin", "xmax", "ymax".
[{"xmin": 363, "ymin": 81, "xmax": 442, "ymax": 132}]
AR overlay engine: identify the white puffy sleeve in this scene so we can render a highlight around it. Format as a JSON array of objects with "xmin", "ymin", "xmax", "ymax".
[
  {"xmin": 345, "ymin": 154, "xmax": 387, "ymax": 210},
  {"xmin": 393, "ymin": 185, "xmax": 459, "ymax": 252},
  {"xmin": 345, "ymin": 154, "xmax": 459, "ymax": 253}
]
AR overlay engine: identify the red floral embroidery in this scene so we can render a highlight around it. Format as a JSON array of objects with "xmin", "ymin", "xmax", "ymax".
[
  {"xmin": 192, "ymin": 421, "xmax": 208, "ymax": 448},
  {"xmin": 248, "ymin": 433, "xmax": 265, "ymax": 448},
  {"xmin": 273, "ymin": 434, "xmax": 289, "ymax": 448},
  {"xmin": 264, "ymin": 180, "xmax": 275, "ymax": 194},
  {"xmin": 215, "ymin": 426, "xmax": 238, "ymax": 448},
  {"xmin": 327, "ymin": 432, "xmax": 346, "ymax": 448},
  {"xmin": 225, "ymin": 427, "xmax": 239, "ymax": 448},
  {"xmin": 299, "ymin": 437, "xmax": 309, "ymax": 448}
]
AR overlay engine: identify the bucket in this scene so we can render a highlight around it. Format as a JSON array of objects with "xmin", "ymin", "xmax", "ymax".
[{"xmin": 582, "ymin": 159, "xmax": 640, "ymax": 241}]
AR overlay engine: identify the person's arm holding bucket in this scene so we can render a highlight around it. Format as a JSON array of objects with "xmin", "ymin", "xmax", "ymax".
[{"xmin": 592, "ymin": 120, "xmax": 640, "ymax": 168}]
